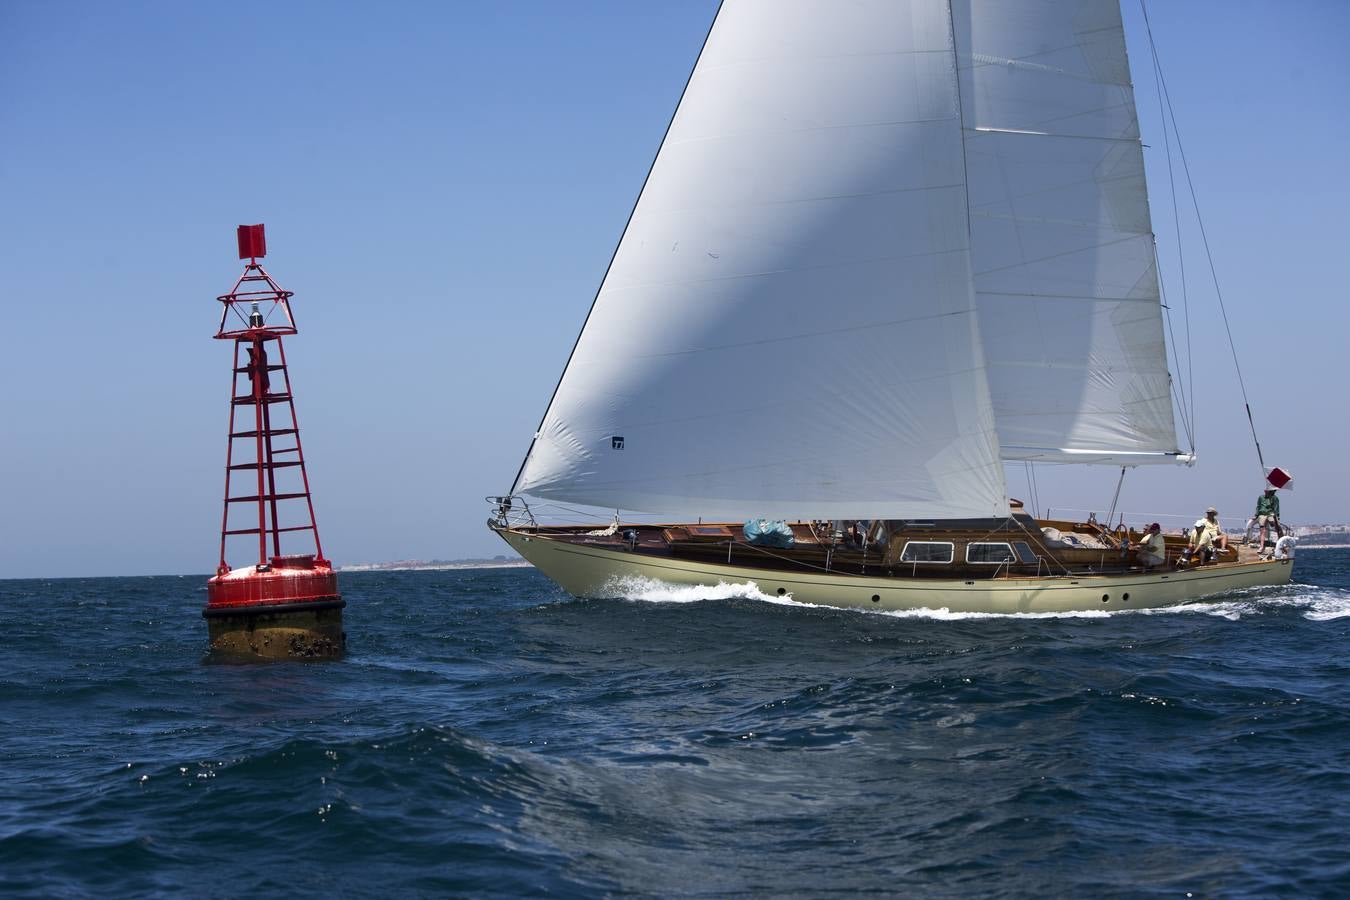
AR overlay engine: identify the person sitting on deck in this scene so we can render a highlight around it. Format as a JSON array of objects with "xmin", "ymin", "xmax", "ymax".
[
  {"xmin": 1135, "ymin": 522, "xmax": 1167, "ymax": 568},
  {"xmin": 1180, "ymin": 507, "xmax": 1228, "ymax": 566},
  {"xmin": 1254, "ymin": 487, "xmax": 1282, "ymax": 555}
]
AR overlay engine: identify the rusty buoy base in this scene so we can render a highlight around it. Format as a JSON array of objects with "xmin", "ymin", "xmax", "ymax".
[
  {"xmin": 205, "ymin": 555, "xmax": 345, "ymax": 660},
  {"xmin": 205, "ymin": 600, "xmax": 346, "ymax": 660}
]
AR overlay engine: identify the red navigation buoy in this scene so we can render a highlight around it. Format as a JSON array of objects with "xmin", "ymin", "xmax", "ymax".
[{"xmin": 203, "ymin": 225, "xmax": 345, "ymax": 659}]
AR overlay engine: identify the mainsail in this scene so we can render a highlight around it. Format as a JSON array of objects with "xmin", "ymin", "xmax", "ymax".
[
  {"xmin": 953, "ymin": 0, "xmax": 1183, "ymax": 464},
  {"xmin": 510, "ymin": 0, "xmax": 1186, "ymax": 519},
  {"xmin": 513, "ymin": 0, "xmax": 1009, "ymax": 520}
]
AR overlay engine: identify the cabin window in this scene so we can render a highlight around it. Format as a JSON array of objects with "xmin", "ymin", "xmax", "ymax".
[
  {"xmin": 1012, "ymin": 541, "xmax": 1038, "ymax": 564},
  {"xmin": 899, "ymin": 541, "xmax": 954, "ymax": 564},
  {"xmin": 966, "ymin": 542, "xmax": 1016, "ymax": 565}
]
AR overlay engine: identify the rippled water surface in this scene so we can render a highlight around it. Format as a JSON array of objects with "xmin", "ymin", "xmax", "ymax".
[{"xmin": 3, "ymin": 552, "xmax": 1350, "ymax": 897}]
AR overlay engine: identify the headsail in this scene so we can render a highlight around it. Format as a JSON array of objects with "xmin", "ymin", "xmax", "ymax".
[
  {"xmin": 513, "ymin": 0, "xmax": 1009, "ymax": 520},
  {"xmin": 952, "ymin": 0, "xmax": 1185, "ymax": 465}
]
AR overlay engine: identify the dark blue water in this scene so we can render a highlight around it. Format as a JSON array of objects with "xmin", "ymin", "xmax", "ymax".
[{"xmin": 3, "ymin": 553, "xmax": 1350, "ymax": 898}]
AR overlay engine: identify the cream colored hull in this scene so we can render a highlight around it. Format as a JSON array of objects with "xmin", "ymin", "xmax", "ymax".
[{"xmin": 497, "ymin": 528, "xmax": 1294, "ymax": 614}]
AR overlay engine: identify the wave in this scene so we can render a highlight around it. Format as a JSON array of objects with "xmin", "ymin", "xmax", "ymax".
[{"xmin": 1292, "ymin": 589, "xmax": 1350, "ymax": 621}]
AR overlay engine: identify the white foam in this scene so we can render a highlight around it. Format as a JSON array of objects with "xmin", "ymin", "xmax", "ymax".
[
  {"xmin": 1296, "ymin": 589, "xmax": 1350, "ymax": 621},
  {"xmin": 1140, "ymin": 601, "xmax": 1245, "ymax": 621},
  {"xmin": 602, "ymin": 575, "xmax": 801, "ymax": 606},
  {"xmin": 605, "ymin": 577, "xmax": 1140, "ymax": 619},
  {"xmin": 599, "ymin": 575, "xmax": 1350, "ymax": 622},
  {"xmin": 873, "ymin": 607, "xmax": 1115, "ymax": 621}
]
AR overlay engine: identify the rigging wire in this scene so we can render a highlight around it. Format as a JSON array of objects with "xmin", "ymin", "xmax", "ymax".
[
  {"xmin": 1031, "ymin": 463, "xmax": 1041, "ymax": 519},
  {"xmin": 1143, "ymin": 34, "xmax": 1197, "ymax": 454},
  {"xmin": 1143, "ymin": 9, "xmax": 1196, "ymax": 453},
  {"xmin": 1105, "ymin": 466, "xmax": 1127, "ymax": 530},
  {"xmin": 1139, "ymin": 0, "xmax": 1268, "ymax": 481},
  {"xmin": 1023, "ymin": 461, "xmax": 1042, "ymax": 519},
  {"xmin": 1159, "ymin": 275, "xmax": 1197, "ymax": 452}
]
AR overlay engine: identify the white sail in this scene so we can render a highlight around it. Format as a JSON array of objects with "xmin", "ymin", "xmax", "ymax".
[
  {"xmin": 513, "ymin": 0, "xmax": 1010, "ymax": 521},
  {"xmin": 953, "ymin": 0, "xmax": 1184, "ymax": 465}
]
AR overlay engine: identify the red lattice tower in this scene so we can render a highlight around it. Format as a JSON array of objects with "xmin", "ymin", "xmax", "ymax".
[{"xmin": 204, "ymin": 225, "xmax": 343, "ymax": 655}]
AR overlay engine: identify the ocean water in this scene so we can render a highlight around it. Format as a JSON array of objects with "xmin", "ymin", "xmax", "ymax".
[{"xmin": 3, "ymin": 553, "xmax": 1350, "ymax": 898}]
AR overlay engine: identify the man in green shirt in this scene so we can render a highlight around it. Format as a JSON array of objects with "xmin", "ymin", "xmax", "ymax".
[{"xmin": 1255, "ymin": 487, "xmax": 1281, "ymax": 553}]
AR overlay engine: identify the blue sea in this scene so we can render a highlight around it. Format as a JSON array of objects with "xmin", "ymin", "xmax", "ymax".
[{"xmin": 3, "ymin": 552, "xmax": 1350, "ymax": 897}]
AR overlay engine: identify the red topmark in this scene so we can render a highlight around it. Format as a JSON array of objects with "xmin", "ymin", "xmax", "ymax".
[{"xmin": 237, "ymin": 223, "xmax": 267, "ymax": 260}]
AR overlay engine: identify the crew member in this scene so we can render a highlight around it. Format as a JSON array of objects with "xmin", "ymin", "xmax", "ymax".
[
  {"xmin": 1183, "ymin": 507, "xmax": 1228, "ymax": 565},
  {"xmin": 1135, "ymin": 522, "xmax": 1166, "ymax": 568},
  {"xmin": 1254, "ymin": 487, "xmax": 1281, "ymax": 553}
]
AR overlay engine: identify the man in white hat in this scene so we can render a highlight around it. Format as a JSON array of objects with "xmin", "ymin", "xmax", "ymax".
[{"xmin": 1184, "ymin": 507, "xmax": 1228, "ymax": 564}]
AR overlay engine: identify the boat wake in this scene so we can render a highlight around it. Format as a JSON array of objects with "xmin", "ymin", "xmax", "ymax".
[
  {"xmin": 1275, "ymin": 587, "xmax": 1350, "ymax": 621},
  {"xmin": 600, "ymin": 576, "xmax": 1350, "ymax": 621},
  {"xmin": 1133, "ymin": 585, "xmax": 1350, "ymax": 621}
]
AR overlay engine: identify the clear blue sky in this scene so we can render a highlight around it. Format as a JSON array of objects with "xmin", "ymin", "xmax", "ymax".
[{"xmin": 2, "ymin": 1, "xmax": 1346, "ymax": 578}]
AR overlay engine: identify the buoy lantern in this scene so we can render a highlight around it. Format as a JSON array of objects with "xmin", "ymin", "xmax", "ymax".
[{"xmin": 203, "ymin": 225, "xmax": 345, "ymax": 659}]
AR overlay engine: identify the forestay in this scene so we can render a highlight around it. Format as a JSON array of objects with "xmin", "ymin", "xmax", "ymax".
[
  {"xmin": 952, "ymin": 0, "xmax": 1184, "ymax": 465},
  {"xmin": 513, "ymin": 0, "xmax": 1010, "ymax": 520}
]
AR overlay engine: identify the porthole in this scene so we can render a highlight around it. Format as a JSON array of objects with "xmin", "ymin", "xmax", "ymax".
[
  {"xmin": 776, "ymin": 587, "xmax": 786, "ymax": 596},
  {"xmin": 1123, "ymin": 592, "xmax": 1130, "ymax": 601},
  {"xmin": 1101, "ymin": 594, "xmax": 1110, "ymax": 603},
  {"xmin": 871, "ymin": 594, "xmax": 881, "ymax": 603}
]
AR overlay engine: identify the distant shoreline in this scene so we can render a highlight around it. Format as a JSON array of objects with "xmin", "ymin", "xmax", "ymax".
[
  {"xmin": 338, "ymin": 560, "xmax": 534, "ymax": 573},
  {"xmin": 1295, "ymin": 544, "xmax": 1350, "ymax": 550}
]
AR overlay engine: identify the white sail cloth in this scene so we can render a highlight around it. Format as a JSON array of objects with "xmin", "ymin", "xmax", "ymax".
[
  {"xmin": 953, "ymin": 0, "xmax": 1183, "ymax": 464},
  {"xmin": 513, "ymin": 0, "xmax": 1010, "ymax": 520}
]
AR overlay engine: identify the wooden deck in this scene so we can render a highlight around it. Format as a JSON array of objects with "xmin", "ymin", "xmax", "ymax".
[{"xmin": 522, "ymin": 513, "xmax": 1260, "ymax": 583}]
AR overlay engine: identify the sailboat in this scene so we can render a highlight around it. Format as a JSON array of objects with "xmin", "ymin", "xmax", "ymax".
[{"xmin": 487, "ymin": 0, "xmax": 1293, "ymax": 613}]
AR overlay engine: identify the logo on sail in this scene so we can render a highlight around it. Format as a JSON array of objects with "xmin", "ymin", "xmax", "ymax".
[{"xmin": 611, "ymin": 436, "xmax": 624, "ymax": 450}]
